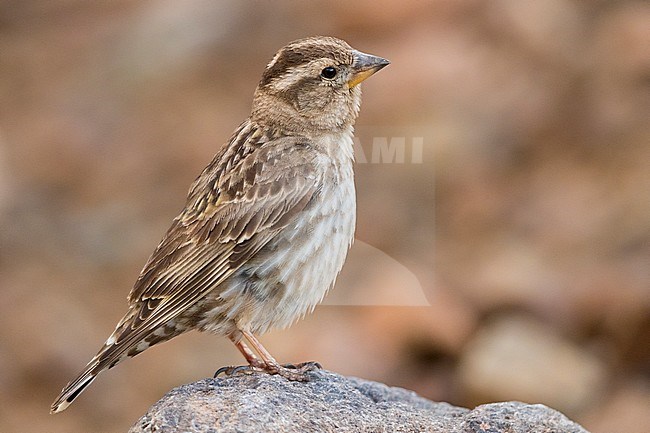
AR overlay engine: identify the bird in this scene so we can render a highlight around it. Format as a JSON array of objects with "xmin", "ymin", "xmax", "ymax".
[{"xmin": 51, "ymin": 36, "xmax": 389, "ymax": 413}]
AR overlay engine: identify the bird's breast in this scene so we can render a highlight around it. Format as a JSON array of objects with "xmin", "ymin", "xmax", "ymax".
[
  {"xmin": 245, "ymin": 141, "xmax": 356, "ymax": 332},
  {"xmin": 204, "ymin": 132, "xmax": 357, "ymax": 335}
]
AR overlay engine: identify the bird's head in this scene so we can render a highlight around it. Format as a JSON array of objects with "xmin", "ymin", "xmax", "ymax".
[{"xmin": 251, "ymin": 36, "xmax": 389, "ymax": 134}]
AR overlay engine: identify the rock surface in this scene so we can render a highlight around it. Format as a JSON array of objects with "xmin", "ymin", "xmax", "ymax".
[{"xmin": 128, "ymin": 370, "xmax": 590, "ymax": 433}]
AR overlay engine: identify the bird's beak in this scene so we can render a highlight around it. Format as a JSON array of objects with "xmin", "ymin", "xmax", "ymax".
[{"xmin": 347, "ymin": 50, "xmax": 390, "ymax": 88}]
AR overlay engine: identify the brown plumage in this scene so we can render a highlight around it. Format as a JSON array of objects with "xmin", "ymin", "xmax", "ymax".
[{"xmin": 51, "ymin": 36, "xmax": 388, "ymax": 413}]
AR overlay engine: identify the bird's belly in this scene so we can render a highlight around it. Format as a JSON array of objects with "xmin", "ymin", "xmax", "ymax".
[{"xmin": 199, "ymin": 177, "xmax": 356, "ymax": 336}]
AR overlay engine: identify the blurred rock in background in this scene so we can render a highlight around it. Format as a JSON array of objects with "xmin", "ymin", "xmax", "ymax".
[{"xmin": 0, "ymin": 1, "xmax": 648, "ymax": 433}]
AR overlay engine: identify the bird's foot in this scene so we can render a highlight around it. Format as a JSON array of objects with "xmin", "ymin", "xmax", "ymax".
[
  {"xmin": 267, "ymin": 360, "xmax": 322, "ymax": 381},
  {"xmin": 281, "ymin": 361, "xmax": 322, "ymax": 371},
  {"xmin": 214, "ymin": 363, "xmax": 264, "ymax": 378},
  {"xmin": 214, "ymin": 360, "xmax": 322, "ymax": 380}
]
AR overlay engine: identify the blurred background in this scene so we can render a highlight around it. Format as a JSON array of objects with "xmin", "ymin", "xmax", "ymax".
[{"xmin": 1, "ymin": 1, "xmax": 648, "ymax": 432}]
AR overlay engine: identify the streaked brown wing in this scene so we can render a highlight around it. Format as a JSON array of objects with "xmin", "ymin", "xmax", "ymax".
[{"xmin": 110, "ymin": 125, "xmax": 321, "ymax": 352}]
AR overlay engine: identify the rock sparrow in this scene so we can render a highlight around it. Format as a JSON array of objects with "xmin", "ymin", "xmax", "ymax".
[{"xmin": 51, "ymin": 36, "xmax": 388, "ymax": 413}]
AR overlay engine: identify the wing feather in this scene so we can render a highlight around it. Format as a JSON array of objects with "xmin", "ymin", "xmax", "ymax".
[{"xmin": 105, "ymin": 122, "xmax": 321, "ymax": 361}]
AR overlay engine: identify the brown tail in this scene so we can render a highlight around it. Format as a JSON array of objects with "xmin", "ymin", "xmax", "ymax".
[
  {"xmin": 51, "ymin": 317, "xmax": 135, "ymax": 413},
  {"xmin": 51, "ymin": 320, "xmax": 183, "ymax": 412},
  {"xmin": 50, "ymin": 358, "xmax": 103, "ymax": 413},
  {"xmin": 50, "ymin": 326, "xmax": 142, "ymax": 414},
  {"xmin": 51, "ymin": 332, "xmax": 142, "ymax": 414},
  {"xmin": 51, "ymin": 304, "xmax": 188, "ymax": 413}
]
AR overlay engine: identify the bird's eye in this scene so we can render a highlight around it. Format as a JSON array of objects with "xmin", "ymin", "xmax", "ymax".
[{"xmin": 320, "ymin": 66, "xmax": 338, "ymax": 79}]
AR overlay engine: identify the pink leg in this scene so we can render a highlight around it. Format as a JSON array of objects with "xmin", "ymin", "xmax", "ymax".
[
  {"xmin": 241, "ymin": 330, "xmax": 319, "ymax": 381},
  {"xmin": 241, "ymin": 330, "xmax": 279, "ymax": 366},
  {"xmin": 229, "ymin": 334, "xmax": 265, "ymax": 369}
]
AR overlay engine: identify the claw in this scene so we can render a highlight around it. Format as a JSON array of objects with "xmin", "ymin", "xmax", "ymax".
[
  {"xmin": 271, "ymin": 361, "xmax": 322, "ymax": 381},
  {"xmin": 294, "ymin": 361, "xmax": 322, "ymax": 371},
  {"xmin": 214, "ymin": 364, "xmax": 263, "ymax": 378},
  {"xmin": 281, "ymin": 361, "xmax": 322, "ymax": 370},
  {"xmin": 232, "ymin": 365, "xmax": 264, "ymax": 375},
  {"xmin": 214, "ymin": 365, "xmax": 235, "ymax": 377}
]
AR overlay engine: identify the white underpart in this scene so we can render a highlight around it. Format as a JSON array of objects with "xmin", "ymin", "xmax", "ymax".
[{"xmin": 199, "ymin": 129, "xmax": 356, "ymax": 335}]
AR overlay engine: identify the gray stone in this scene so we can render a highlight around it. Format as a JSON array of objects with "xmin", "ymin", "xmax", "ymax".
[
  {"xmin": 128, "ymin": 370, "xmax": 590, "ymax": 433},
  {"xmin": 458, "ymin": 316, "xmax": 606, "ymax": 413}
]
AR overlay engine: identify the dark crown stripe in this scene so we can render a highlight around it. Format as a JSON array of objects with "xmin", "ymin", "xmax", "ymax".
[{"xmin": 260, "ymin": 41, "xmax": 348, "ymax": 87}]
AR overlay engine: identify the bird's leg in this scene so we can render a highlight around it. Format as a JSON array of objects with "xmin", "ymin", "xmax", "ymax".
[
  {"xmin": 241, "ymin": 330, "xmax": 319, "ymax": 381},
  {"xmin": 215, "ymin": 331, "xmax": 321, "ymax": 380},
  {"xmin": 241, "ymin": 330, "xmax": 279, "ymax": 366},
  {"xmin": 232, "ymin": 336, "xmax": 266, "ymax": 369},
  {"xmin": 214, "ymin": 334, "xmax": 266, "ymax": 377}
]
